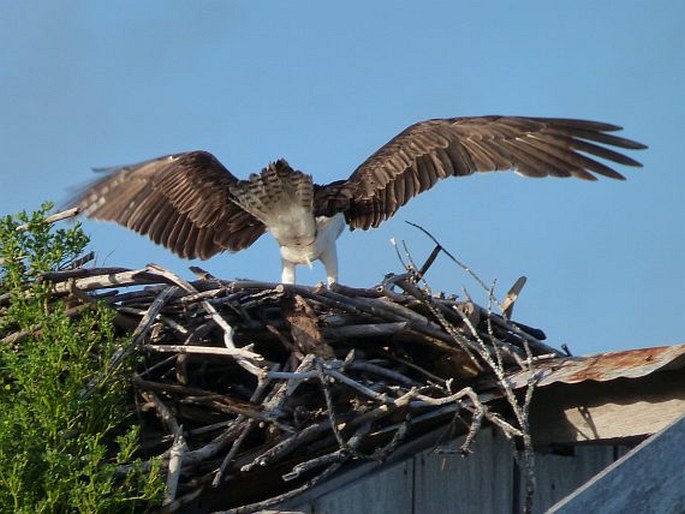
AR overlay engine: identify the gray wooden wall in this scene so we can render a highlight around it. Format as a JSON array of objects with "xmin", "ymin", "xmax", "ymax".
[{"xmin": 293, "ymin": 428, "xmax": 630, "ymax": 514}]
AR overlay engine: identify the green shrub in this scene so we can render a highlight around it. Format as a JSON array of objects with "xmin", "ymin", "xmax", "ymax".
[{"xmin": 0, "ymin": 203, "xmax": 164, "ymax": 513}]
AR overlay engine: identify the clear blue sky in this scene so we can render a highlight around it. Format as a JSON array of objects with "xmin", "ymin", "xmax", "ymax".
[{"xmin": 1, "ymin": 1, "xmax": 683, "ymax": 356}]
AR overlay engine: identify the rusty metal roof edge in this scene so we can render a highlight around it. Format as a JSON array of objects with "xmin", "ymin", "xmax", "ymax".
[{"xmin": 507, "ymin": 343, "xmax": 685, "ymax": 389}]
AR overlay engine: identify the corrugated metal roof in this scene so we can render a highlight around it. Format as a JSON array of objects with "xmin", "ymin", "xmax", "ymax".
[{"xmin": 507, "ymin": 343, "xmax": 685, "ymax": 388}]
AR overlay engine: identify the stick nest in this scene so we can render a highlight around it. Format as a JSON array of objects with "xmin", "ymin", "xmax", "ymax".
[{"xmin": 2, "ymin": 255, "xmax": 559, "ymax": 513}]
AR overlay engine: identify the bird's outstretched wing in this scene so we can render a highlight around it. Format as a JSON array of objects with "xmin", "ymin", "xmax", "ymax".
[
  {"xmin": 314, "ymin": 116, "xmax": 647, "ymax": 230},
  {"xmin": 70, "ymin": 150, "xmax": 266, "ymax": 259}
]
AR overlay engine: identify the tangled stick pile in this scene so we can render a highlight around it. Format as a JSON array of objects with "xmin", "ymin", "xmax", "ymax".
[{"xmin": 3, "ymin": 248, "xmax": 560, "ymax": 513}]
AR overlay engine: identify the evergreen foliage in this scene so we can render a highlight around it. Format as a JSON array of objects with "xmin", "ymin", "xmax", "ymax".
[{"xmin": 0, "ymin": 203, "xmax": 164, "ymax": 513}]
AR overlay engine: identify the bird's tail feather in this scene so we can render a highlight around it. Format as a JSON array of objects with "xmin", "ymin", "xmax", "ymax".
[
  {"xmin": 229, "ymin": 160, "xmax": 316, "ymax": 247},
  {"xmin": 229, "ymin": 160, "xmax": 312, "ymax": 222}
]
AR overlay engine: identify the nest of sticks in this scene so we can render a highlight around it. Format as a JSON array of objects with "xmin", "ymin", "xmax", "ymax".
[{"xmin": 2, "ymin": 242, "xmax": 562, "ymax": 513}]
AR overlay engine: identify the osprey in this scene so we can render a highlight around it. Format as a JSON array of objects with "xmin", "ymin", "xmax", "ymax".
[{"xmin": 72, "ymin": 116, "xmax": 646, "ymax": 284}]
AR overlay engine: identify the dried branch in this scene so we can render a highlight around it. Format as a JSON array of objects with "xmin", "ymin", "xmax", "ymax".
[
  {"xmin": 399, "ymin": 223, "xmax": 541, "ymax": 514},
  {"xmin": 164, "ymin": 425, "xmax": 187, "ymax": 505}
]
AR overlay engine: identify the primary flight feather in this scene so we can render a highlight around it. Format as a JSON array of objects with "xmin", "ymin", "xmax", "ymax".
[{"xmin": 71, "ymin": 115, "xmax": 646, "ymax": 284}]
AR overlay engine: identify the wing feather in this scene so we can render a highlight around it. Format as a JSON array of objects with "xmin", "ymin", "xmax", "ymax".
[
  {"xmin": 70, "ymin": 150, "xmax": 266, "ymax": 259},
  {"xmin": 314, "ymin": 116, "xmax": 646, "ymax": 229},
  {"xmin": 432, "ymin": 148, "xmax": 454, "ymax": 178}
]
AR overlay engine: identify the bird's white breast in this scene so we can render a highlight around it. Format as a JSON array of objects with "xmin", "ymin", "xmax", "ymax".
[{"xmin": 279, "ymin": 213, "xmax": 345, "ymax": 265}]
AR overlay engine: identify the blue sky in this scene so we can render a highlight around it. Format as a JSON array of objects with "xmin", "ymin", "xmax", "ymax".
[{"xmin": 1, "ymin": 1, "xmax": 683, "ymax": 356}]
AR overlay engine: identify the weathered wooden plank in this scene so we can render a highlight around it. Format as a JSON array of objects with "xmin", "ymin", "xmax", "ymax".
[
  {"xmin": 414, "ymin": 427, "xmax": 514, "ymax": 514},
  {"xmin": 527, "ymin": 445, "xmax": 615, "ymax": 513},
  {"xmin": 529, "ymin": 371, "xmax": 685, "ymax": 445},
  {"xmin": 311, "ymin": 460, "xmax": 414, "ymax": 514},
  {"xmin": 282, "ymin": 425, "xmax": 453, "ymax": 511},
  {"xmin": 548, "ymin": 414, "xmax": 685, "ymax": 514},
  {"xmin": 613, "ymin": 445, "xmax": 631, "ymax": 459}
]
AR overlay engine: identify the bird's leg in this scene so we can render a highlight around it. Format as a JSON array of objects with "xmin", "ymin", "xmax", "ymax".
[
  {"xmin": 281, "ymin": 259, "xmax": 296, "ymax": 284},
  {"xmin": 319, "ymin": 245, "xmax": 339, "ymax": 286}
]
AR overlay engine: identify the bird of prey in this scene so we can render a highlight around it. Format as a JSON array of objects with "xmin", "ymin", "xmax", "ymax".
[{"xmin": 71, "ymin": 115, "xmax": 646, "ymax": 284}]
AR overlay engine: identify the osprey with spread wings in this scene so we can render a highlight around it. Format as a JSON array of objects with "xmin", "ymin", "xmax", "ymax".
[{"xmin": 72, "ymin": 115, "xmax": 646, "ymax": 284}]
